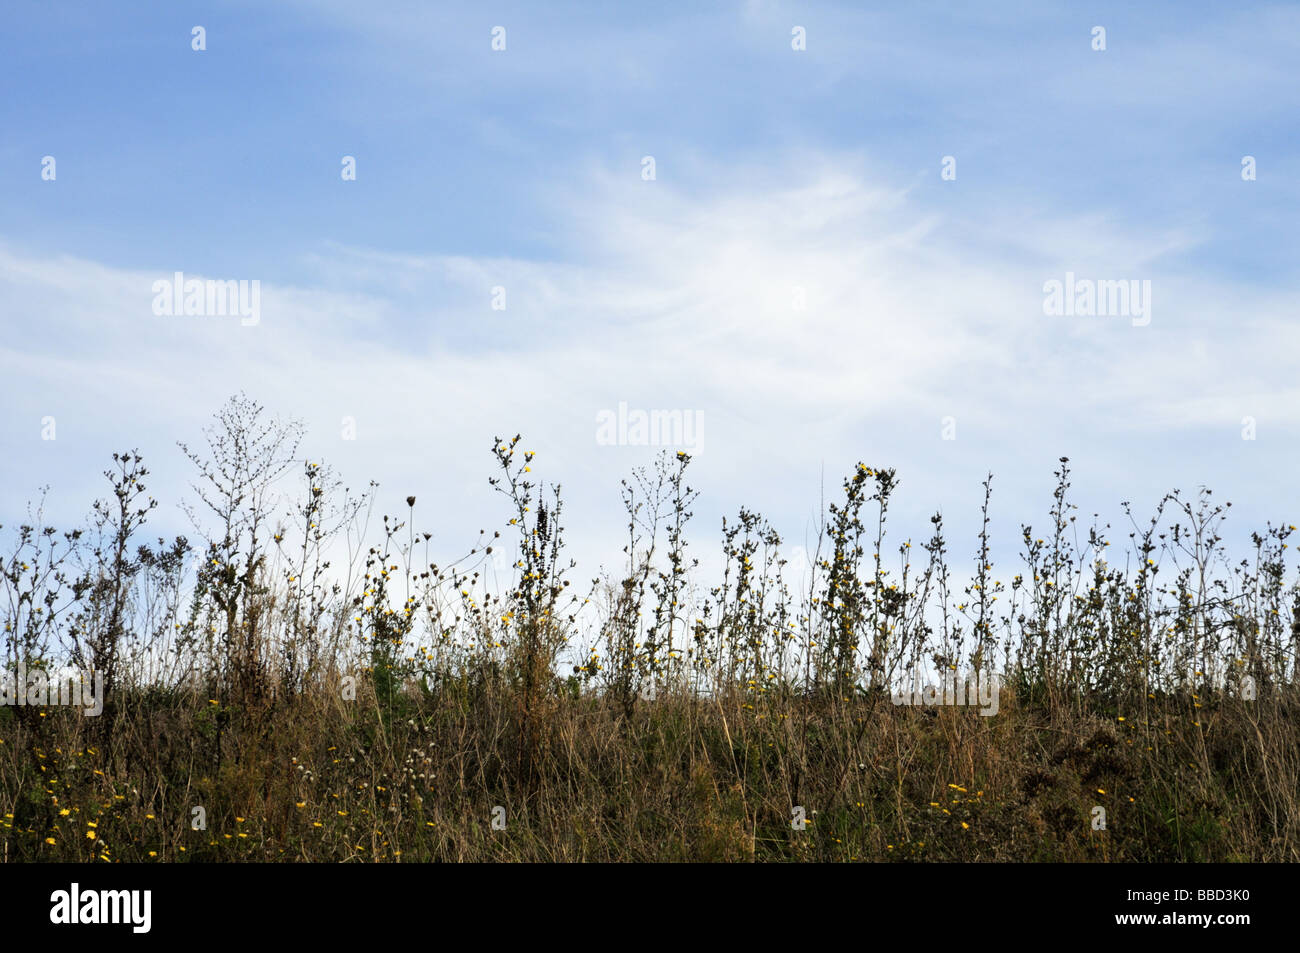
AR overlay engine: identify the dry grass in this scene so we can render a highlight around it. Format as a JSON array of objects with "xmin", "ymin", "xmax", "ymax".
[{"xmin": 2, "ymin": 395, "xmax": 1297, "ymax": 862}]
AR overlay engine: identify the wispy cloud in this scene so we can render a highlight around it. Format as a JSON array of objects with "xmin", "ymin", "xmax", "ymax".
[{"xmin": 3, "ymin": 147, "xmax": 1295, "ymax": 579}]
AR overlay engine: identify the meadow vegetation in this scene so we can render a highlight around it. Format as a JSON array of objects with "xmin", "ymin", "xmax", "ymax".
[{"xmin": 2, "ymin": 394, "xmax": 1296, "ymax": 862}]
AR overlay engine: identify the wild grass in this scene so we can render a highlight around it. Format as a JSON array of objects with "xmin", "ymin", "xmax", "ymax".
[{"xmin": 1, "ymin": 394, "xmax": 1296, "ymax": 862}]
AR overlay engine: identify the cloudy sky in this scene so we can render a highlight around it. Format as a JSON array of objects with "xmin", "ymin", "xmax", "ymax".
[{"xmin": 2, "ymin": 1, "xmax": 1297, "ymax": 583}]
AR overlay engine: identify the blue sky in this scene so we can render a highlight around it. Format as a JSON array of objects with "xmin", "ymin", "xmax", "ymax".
[{"xmin": 2, "ymin": 1, "xmax": 1298, "ymax": 584}]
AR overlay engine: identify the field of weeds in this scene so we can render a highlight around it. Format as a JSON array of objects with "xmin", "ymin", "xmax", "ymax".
[{"xmin": 3, "ymin": 395, "xmax": 1296, "ymax": 862}]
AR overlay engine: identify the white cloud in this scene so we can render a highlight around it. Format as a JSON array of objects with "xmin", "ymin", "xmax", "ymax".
[{"xmin": 1, "ymin": 156, "xmax": 1295, "ymax": 582}]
